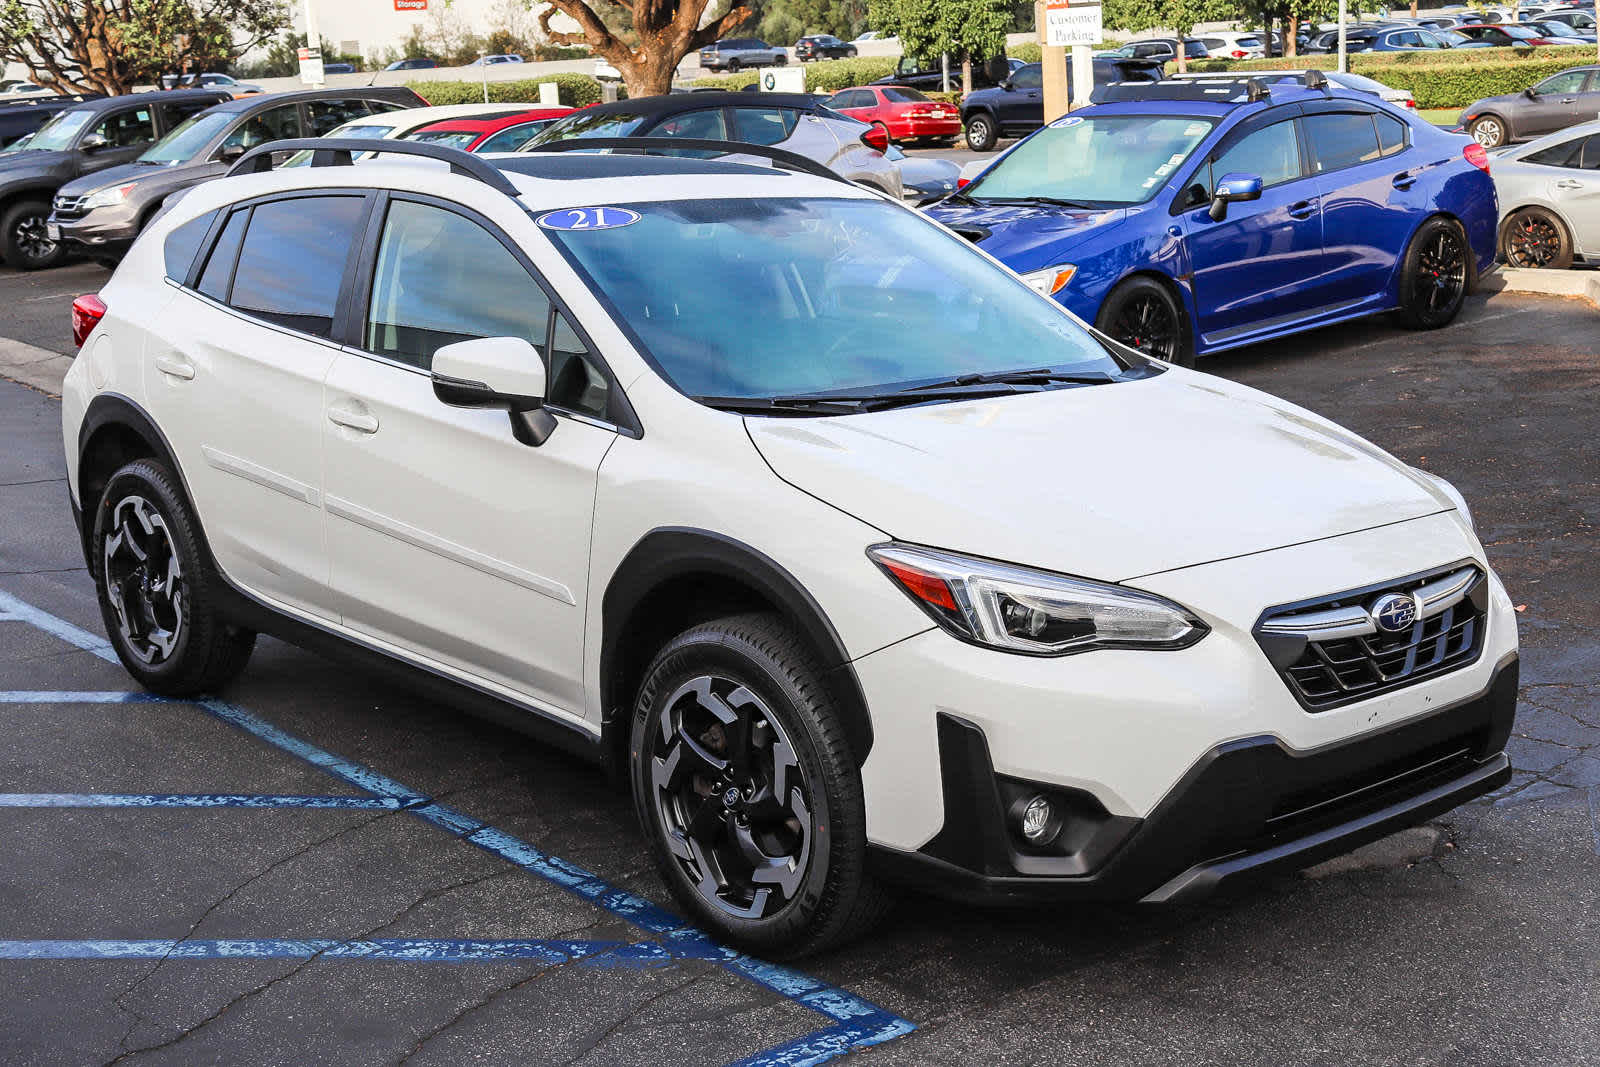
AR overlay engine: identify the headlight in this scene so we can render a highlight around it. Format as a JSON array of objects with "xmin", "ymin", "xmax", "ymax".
[
  {"xmin": 1019, "ymin": 263, "xmax": 1077, "ymax": 297},
  {"xmin": 82, "ymin": 183, "xmax": 135, "ymax": 210},
  {"xmin": 868, "ymin": 543, "xmax": 1207, "ymax": 656},
  {"xmin": 1411, "ymin": 467, "xmax": 1475, "ymax": 532}
]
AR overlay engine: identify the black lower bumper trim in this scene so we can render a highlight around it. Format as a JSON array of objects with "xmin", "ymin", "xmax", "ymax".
[{"xmin": 868, "ymin": 654, "xmax": 1518, "ymax": 904}]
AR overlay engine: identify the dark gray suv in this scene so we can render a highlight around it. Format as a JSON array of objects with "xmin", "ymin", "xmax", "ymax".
[
  {"xmin": 0, "ymin": 89, "xmax": 227, "ymax": 269},
  {"xmin": 50, "ymin": 86, "xmax": 423, "ymax": 262}
]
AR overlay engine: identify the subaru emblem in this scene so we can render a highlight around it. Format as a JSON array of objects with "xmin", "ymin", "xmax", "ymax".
[{"xmin": 1371, "ymin": 593, "xmax": 1418, "ymax": 633}]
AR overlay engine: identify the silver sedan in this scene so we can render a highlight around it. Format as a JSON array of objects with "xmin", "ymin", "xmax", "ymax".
[{"xmin": 1491, "ymin": 119, "xmax": 1600, "ymax": 269}]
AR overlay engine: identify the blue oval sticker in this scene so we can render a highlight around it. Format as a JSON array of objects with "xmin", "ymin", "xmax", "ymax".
[
  {"xmin": 537, "ymin": 207, "xmax": 642, "ymax": 231},
  {"xmin": 1049, "ymin": 115, "xmax": 1085, "ymax": 130}
]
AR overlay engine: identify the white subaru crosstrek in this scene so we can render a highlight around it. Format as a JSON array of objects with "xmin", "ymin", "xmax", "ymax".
[{"xmin": 61, "ymin": 137, "xmax": 1519, "ymax": 957}]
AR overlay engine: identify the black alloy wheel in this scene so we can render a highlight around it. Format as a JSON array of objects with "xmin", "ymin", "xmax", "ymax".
[
  {"xmin": 102, "ymin": 494, "xmax": 186, "ymax": 666},
  {"xmin": 1501, "ymin": 208, "xmax": 1572, "ymax": 270},
  {"xmin": 647, "ymin": 675, "xmax": 813, "ymax": 920},
  {"xmin": 2, "ymin": 199, "xmax": 65, "ymax": 270},
  {"xmin": 1395, "ymin": 217, "xmax": 1471, "ymax": 330},
  {"xmin": 1096, "ymin": 276, "xmax": 1193, "ymax": 366}
]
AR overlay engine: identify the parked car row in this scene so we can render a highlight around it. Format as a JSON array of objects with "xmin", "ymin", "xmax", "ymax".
[{"xmin": 59, "ymin": 95, "xmax": 1521, "ymax": 961}]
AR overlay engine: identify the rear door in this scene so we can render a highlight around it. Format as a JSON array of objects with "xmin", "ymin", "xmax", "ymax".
[
  {"xmin": 322, "ymin": 192, "xmax": 620, "ymax": 720},
  {"xmin": 1304, "ymin": 104, "xmax": 1422, "ymax": 307},
  {"xmin": 1527, "ymin": 130, "xmax": 1600, "ymax": 256},
  {"xmin": 1180, "ymin": 112, "xmax": 1328, "ymax": 341},
  {"xmin": 147, "ymin": 191, "xmax": 371, "ymax": 620},
  {"xmin": 154, "ymin": 96, "xmax": 222, "ymax": 137}
]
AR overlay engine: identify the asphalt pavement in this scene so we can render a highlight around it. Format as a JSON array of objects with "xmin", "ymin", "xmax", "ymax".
[{"xmin": 0, "ymin": 266, "xmax": 1597, "ymax": 1065}]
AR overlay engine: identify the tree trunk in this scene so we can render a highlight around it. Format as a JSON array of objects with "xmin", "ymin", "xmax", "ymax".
[
  {"xmin": 1286, "ymin": 15, "xmax": 1299, "ymax": 57},
  {"xmin": 961, "ymin": 56, "xmax": 972, "ymax": 95},
  {"xmin": 619, "ymin": 48, "xmax": 678, "ymax": 97},
  {"xmin": 1175, "ymin": 43, "xmax": 1187, "ymax": 74}
]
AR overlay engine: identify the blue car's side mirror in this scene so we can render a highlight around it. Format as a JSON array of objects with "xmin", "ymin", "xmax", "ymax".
[{"xmin": 1209, "ymin": 172, "xmax": 1264, "ymax": 221}]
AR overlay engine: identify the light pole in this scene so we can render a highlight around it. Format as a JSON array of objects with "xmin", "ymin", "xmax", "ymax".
[
  {"xmin": 302, "ymin": 0, "xmax": 324, "ymax": 87},
  {"xmin": 1336, "ymin": 0, "xmax": 1347, "ymax": 74}
]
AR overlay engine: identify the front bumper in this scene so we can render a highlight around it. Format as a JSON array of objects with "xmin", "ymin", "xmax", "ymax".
[
  {"xmin": 869, "ymin": 654, "xmax": 1516, "ymax": 903},
  {"xmin": 49, "ymin": 205, "xmax": 139, "ymax": 253}
]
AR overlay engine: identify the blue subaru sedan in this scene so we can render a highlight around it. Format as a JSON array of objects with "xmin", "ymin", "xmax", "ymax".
[{"xmin": 926, "ymin": 75, "xmax": 1498, "ymax": 365}]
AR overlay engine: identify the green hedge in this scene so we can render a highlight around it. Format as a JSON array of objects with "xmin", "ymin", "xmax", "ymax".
[
  {"xmin": 688, "ymin": 55, "xmax": 900, "ymax": 93},
  {"xmin": 1187, "ymin": 47, "xmax": 1596, "ymax": 109},
  {"xmin": 404, "ymin": 74, "xmax": 603, "ymax": 108}
]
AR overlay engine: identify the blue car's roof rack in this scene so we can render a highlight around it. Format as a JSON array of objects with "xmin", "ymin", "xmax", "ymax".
[{"xmin": 1099, "ymin": 69, "xmax": 1329, "ymax": 105}]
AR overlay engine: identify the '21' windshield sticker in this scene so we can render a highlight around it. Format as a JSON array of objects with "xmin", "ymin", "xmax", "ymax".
[{"xmin": 537, "ymin": 207, "xmax": 642, "ymax": 231}]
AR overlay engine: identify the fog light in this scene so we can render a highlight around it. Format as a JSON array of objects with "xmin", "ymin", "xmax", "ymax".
[{"xmin": 1019, "ymin": 795, "xmax": 1056, "ymax": 845}]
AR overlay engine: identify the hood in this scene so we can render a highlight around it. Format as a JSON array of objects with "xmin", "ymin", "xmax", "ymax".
[
  {"xmin": 925, "ymin": 203, "xmax": 1127, "ymax": 269},
  {"xmin": 0, "ymin": 148, "xmax": 69, "ymax": 175},
  {"xmin": 57, "ymin": 160, "xmax": 147, "ymax": 196},
  {"xmin": 746, "ymin": 371, "xmax": 1452, "ymax": 582}
]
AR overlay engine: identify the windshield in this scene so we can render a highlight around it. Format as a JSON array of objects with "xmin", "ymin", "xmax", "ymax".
[
  {"xmin": 407, "ymin": 129, "xmax": 479, "ymax": 149},
  {"xmin": 527, "ymin": 111, "xmax": 645, "ymax": 144},
  {"xmin": 543, "ymin": 197, "xmax": 1133, "ymax": 406},
  {"xmin": 139, "ymin": 110, "xmax": 230, "ymax": 164},
  {"xmin": 966, "ymin": 116, "xmax": 1215, "ymax": 207},
  {"xmin": 23, "ymin": 108, "xmax": 93, "ymax": 151}
]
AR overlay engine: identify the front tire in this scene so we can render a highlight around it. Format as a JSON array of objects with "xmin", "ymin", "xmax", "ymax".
[
  {"xmin": 2, "ymin": 199, "xmax": 65, "ymax": 270},
  {"xmin": 1500, "ymin": 207, "xmax": 1573, "ymax": 270},
  {"xmin": 1468, "ymin": 115, "xmax": 1507, "ymax": 149},
  {"xmin": 727, "ymin": 59, "xmax": 742, "ymax": 73},
  {"xmin": 91, "ymin": 459, "xmax": 256, "ymax": 695},
  {"xmin": 1095, "ymin": 276, "xmax": 1194, "ymax": 367},
  {"xmin": 629, "ymin": 613, "xmax": 888, "ymax": 958},
  {"xmin": 964, "ymin": 113, "xmax": 997, "ymax": 151},
  {"xmin": 1393, "ymin": 216, "xmax": 1470, "ymax": 330}
]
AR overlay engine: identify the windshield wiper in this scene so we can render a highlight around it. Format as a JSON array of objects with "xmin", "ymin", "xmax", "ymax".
[
  {"xmin": 694, "ymin": 395, "xmax": 867, "ymax": 416},
  {"xmin": 900, "ymin": 367, "xmax": 1117, "ymax": 391},
  {"xmin": 979, "ymin": 195, "xmax": 1099, "ymax": 210}
]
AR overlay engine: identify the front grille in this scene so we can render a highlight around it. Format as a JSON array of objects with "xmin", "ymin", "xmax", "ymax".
[
  {"xmin": 1255, "ymin": 562, "xmax": 1487, "ymax": 711},
  {"xmin": 53, "ymin": 194, "xmax": 88, "ymax": 219}
]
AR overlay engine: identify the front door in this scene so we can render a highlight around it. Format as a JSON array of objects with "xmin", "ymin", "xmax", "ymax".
[
  {"xmin": 1182, "ymin": 116, "xmax": 1327, "ymax": 342},
  {"xmin": 997, "ymin": 64, "xmax": 1043, "ymax": 134},
  {"xmin": 1522, "ymin": 69, "xmax": 1591, "ymax": 138},
  {"xmin": 76, "ymin": 103, "xmax": 158, "ymax": 179},
  {"xmin": 322, "ymin": 195, "xmax": 619, "ymax": 721}
]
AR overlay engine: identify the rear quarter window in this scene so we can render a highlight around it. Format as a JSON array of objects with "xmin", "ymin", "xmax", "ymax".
[{"xmin": 162, "ymin": 209, "xmax": 218, "ymax": 283}]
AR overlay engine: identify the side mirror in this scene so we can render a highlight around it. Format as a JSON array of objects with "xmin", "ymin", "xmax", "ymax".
[
  {"xmin": 80, "ymin": 131, "xmax": 110, "ymax": 151},
  {"xmin": 1208, "ymin": 171, "xmax": 1263, "ymax": 222},
  {"xmin": 999, "ymin": 79, "xmax": 1015, "ymax": 91},
  {"xmin": 1523, "ymin": 86, "xmax": 1539, "ymax": 99},
  {"xmin": 431, "ymin": 336, "xmax": 557, "ymax": 447},
  {"xmin": 217, "ymin": 142, "xmax": 245, "ymax": 162}
]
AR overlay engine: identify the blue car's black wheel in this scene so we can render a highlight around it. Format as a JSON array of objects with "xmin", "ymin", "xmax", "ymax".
[
  {"xmin": 1395, "ymin": 217, "xmax": 1470, "ymax": 330},
  {"xmin": 1096, "ymin": 276, "xmax": 1193, "ymax": 367}
]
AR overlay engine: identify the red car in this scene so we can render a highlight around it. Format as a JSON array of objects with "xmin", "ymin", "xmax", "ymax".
[
  {"xmin": 822, "ymin": 85, "xmax": 961, "ymax": 144},
  {"xmin": 404, "ymin": 107, "xmax": 576, "ymax": 154}
]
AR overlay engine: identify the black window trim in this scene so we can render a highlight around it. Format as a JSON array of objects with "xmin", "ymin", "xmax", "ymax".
[
  {"xmin": 170, "ymin": 187, "xmax": 376, "ymax": 349},
  {"xmin": 345, "ymin": 189, "xmax": 641, "ymax": 438},
  {"xmin": 1298, "ymin": 100, "xmax": 1392, "ymax": 177}
]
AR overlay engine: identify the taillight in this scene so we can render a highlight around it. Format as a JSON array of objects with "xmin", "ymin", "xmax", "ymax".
[
  {"xmin": 1464, "ymin": 142, "xmax": 1490, "ymax": 174},
  {"xmin": 956, "ymin": 177, "xmax": 970, "ymax": 189},
  {"xmin": 861, "ymin": 125, "xmax": 889, "ymax": 152},
  {"xmin": 1231, "ymin": 49, "xmax": 1247, "ymax": 58},
  {"xmin": 1527, "ymin": 36, "xmax": 1550, "ymax": 44},
  {"xmin": 1404, "ymin": 99, "xmax": 1416, "ymax": 109},
  {"xmin": 71, "ymin": 293, "xmax": 106, "ymax": 349}
]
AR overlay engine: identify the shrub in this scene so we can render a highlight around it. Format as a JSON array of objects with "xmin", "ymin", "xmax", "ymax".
[
  {"xmin": 1185, "ymin": 47, "xmax": 1595, "ymax": 109},
  {"xmin": 687, "ymin": 55, "xmax": 900, "ymax": 93},
  {"xmin": 1009, "ymin": 42, "xmax": 1042, "ymax": 63},
  {"xmin": 405, "ymin": 74, "xmax": 603, "ymax": 107}
]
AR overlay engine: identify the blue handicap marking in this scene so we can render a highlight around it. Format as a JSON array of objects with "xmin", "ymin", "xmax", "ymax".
[{"xmin": 0, "ymin": 592, "xmax": 915, "ymax": 1065}]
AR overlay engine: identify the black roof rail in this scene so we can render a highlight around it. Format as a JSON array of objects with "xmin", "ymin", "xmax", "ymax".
[
  {"xmin": 521, "ymin": 136, "xmax": 852, "ymax": 187},
  {"xmin": 1097, "ymin": 77, "xmax": 1278, "ymax": 104},
  {"xmin": 226, "ymin": 137, "xmax": 521, "ymax": 196}
]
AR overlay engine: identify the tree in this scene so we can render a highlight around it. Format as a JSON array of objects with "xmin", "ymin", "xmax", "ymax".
[
  {"xmin": 758, "ymin": 0, "xmax": 870, "ymax": 43},
  {"xmin": 867, "ymin": 0, "xmax": 1012, "ymax": 93},
  {"xmin": 504, "ymin": 0, "xmax": 758, "ymax": 98},
  {"xmin": 0, "ymin": 0, "xmax": 287, "ymax": 95},
  {"xmin": 1103, "ymin": 0, "xmax": 1240, "ymax": 71}
]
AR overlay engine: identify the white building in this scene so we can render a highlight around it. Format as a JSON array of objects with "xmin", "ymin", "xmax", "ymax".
[{"xmin": 287, "ymin": 0, "xmax": 580, "ymax": 64}]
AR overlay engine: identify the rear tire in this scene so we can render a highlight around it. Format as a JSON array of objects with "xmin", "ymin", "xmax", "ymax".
[
  {"xmin": 964, "ymin": 113, "xmax": 997, "ymax": 151},
  {"xmin": 629, "ymin": 613, "xmax": 890, "ymax": 958},
  {"xmin": 1499, "ymin": 207, "xmax": 1573, "ymax": 270},
  {"xmin": 1095, "ymin": 276, "xmax": 1194, "ymax": 367},
  {"xmin": 1393, "ymin": 216, "xmax": 1471, "ymax": 330},
  {"xmin": 728, "ymin": 59, "xmax": 742, "ymax": 73},
  {"xmin": 1468, "ymin": 114, "xmax": 1507, "ymax": 149},
  {"xmin": 2, "ymin": 199, "xmax": 65, "ymax": 270},
  {"xmin": 91, "ymin": 459, "xmax": 256, "ymax": 695}
]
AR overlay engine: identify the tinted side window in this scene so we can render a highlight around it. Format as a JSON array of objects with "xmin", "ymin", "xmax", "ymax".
[
  {"xmin": 476, "ymin": 121, "xmax": 550, "ymax": 153},
  {"xmin": 197, "ymin": 209, "xmax": 247, "ymax": 302},
  {"xmin": 1376, "ymin": 113, "xmax": 1408, "ymax": 157},
  {"xmin": 158, "ymin": 98, "xmax": 217, "ymax": 131},
  {"xmin": 1582, "ymin": 134, "xmax": 1600, "ymax": 170},
  {"xmin": 650, "ymin": 108, "xmax": 727, "ymax": 139},
  {"xmin": 221, "ymin": 104, "xmax": 305, "ymax": 152},
  {"xmin": 1524, "ymin": 136, "xmax": 1585, "ymax": 168},
  {"xmin": 309, "ymin": 99, "xmax": 371, "ymax": 135},
  {"xmin": 163, "ymin": 209, "xmax": 217, "ymax": 283},
  {"xmin": 1537, "ymin": 70, "xmax": 1588, "ymax": 94},
  {"xmin": 365, "ymin": 200, "xmax": 550, "ymax": 370},
  {"xmin": 229, "ymin": 196, "xmax": 365, "ymax": 337},
  {"xmin": 548, "ymin": 311, "xmax": 609, "ymax": 419},
  {"xmin": 1304, "ymin": 112, "xmax": 1381, "ymax": 173},
  {"xmin": 1210, "ymin": 120, "xmax": 1303, "ymax": 191},
  {"xmin": 732, "ymin": 107, "xmax": 797, "ymax": 145},
  {"xmin": 1012, "ymin": 64, "xmax": 1043, "ymax": 89},
  {"xmin": 93, "ymin": 106, "xmax": 156, "ymax": 147}
]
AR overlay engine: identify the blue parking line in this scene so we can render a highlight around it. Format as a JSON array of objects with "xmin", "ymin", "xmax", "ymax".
[
  {"xmin": 0, "ymin": 690, "xmax": 165, "ymax": 703},
  {"xmin": 0, "ymin": 592, "xmax": 917, "ymax": 1064},
  {"xmin": 0, "ymin": 793, "xmax": 407, "ymax": 809},
  {"xmin": 0, "ymin": 938, "xmax": 640, "ymax": 964}
]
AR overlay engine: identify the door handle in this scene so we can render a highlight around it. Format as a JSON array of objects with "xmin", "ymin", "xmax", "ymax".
[
  {"xmin": 1392, "ymin": 172, "xmax": 1417, "ymax": 190},
  {"xmin": 1555, "ymin": 179, "xmax": 1584, "ymax": 189},
  {"xmin": 1287, "ymin": 199, "xmax": 1316, "ymax": 219},
  {"xmin": 153, "ymin": 355, "xmax": 195, "ymax": 380},
  {"xmin": 327, "ymin": 404, "xmax": 379, "ymax": 434}
]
